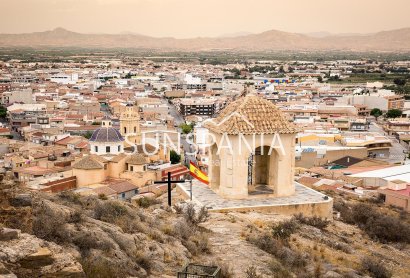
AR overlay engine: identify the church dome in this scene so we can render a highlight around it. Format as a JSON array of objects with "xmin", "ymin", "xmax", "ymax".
[
  {"xmin": 89, "ymin": 127, "xmax": 124, "ymax": 142},
  {"xmin": 203, "ymin": 95, "xmax": 301, "ymax": 135}
]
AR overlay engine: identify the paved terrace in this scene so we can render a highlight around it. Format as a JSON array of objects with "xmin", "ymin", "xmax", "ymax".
[{"xmin": 177, "ymin": 180, "xmax": 330, "ymax": 211}]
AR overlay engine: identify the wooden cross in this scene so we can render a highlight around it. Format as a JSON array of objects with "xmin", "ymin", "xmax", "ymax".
[{"xmin": 154, "ymin": 172, "xmax": 185, "ymax": 206}]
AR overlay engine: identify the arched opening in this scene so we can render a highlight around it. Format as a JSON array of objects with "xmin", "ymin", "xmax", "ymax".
[
  {"xmin": 248, "ymin": 146, "xmax": 275, "ymax": 195},
  {"xmin": 209, "ymin": 143, "xmax": 220, "ymax": 190}
]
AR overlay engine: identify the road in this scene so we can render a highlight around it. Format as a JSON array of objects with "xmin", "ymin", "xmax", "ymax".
[
  {"xmin": 368, "ymin": 122, "xmax": 408, "ymax": 164},
  {"xmin": 167, "ymin": 101, "xmax": 197, "ymax": 164}
]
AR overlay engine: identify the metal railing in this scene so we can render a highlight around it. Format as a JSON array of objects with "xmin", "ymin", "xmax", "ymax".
[{"xmin": 177, "ymin": 264, "xmax": 221, "ymax": 278}]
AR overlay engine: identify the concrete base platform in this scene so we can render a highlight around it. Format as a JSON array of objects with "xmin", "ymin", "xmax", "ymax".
[{"xmin": 176, "ymin": 181, "xmax": 333, "ymax": 219}]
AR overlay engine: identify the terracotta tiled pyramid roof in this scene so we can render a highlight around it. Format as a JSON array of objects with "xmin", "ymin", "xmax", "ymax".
[
  {"xmin": 204, "ymin": 95, "xmax": 300, "ymax": 135},
  {"xmin": 72, "ymin": 155, "xmax": 106, "ymax": 170},
  {"xmin": 126, "ymin": 153, "xmax": 147, "ymax": 165}
]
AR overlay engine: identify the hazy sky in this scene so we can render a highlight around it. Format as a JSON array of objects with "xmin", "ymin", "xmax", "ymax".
[{"xmin": 0, "ymin": 0, "xmax": 409, "ymax": 38}]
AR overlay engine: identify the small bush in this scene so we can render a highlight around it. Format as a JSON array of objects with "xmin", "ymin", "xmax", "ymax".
[
  {"xmin": 59, "ymin": 191, "xmax": 82, "ymax": 204},
  {"xmin": 293, "ymin": 213, "xmax": 330, "ymax": 230},
  {"xmin": 361, "ymin": 257, "xmax": 392, "ymax": 278},
  {"xmin": 68, "ymin": 209, "xmax": 83, "ymax": 223},
  {"xmin": 339, "ymin": 203, "xmax": 410, "ymax": 243},
  {"xmin": 98, "ymin": 193, "xmax": 108, "ymax": 200},
  {"xmin": 135, "ymin": 197, "xmax": 160, "ymax": 208},
  {"xmin": 183, "ymin": 203, "xmax": 209, "ymax": 226},
  {"xmin": 268, "ymin": 260, "xmax": 292, "ymax": 278},
  {"xmin": 81, "ymin": 257, "xmax": 126, "ymax": 278},
  {"xmin": 173, "ymin": 203, "xmax": 184, "ymax": 214},
  {"xmin": 247, "ymin": 231, "xmax": 283, "ymax": 255},
  {"xmin": 184, "ymin": 233, "xmax": 211, "ymax": 255},
  {"xmin": 32, "ymin": 204, "xmax": 68, "ymax": 242},
  {"xmin": 217, "ymin": 261, "xmax": 234, "ymax": 278},
  {"xmin": 272, "ymin": 219, "xmax": 299, "ymax": 240},
  {"xmin": 173, "ymin": 219, "xmax": 195, "ymax": 240},
  {"xmin": 94, "ymin": 200, "xmax": 128, "ymax": 222},
  {"xmin": 245, "ymin": 266, "xmax": 262, "ymax": 278},
  {"xmin": 134, "ymin": 251, "xmax": 152, "ymax": 273}
]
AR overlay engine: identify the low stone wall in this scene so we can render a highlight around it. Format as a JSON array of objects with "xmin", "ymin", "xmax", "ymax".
[
  {"xmin": 177, "ymin": 185, "xmax": 333, "ymax": 219},
  {"xmin": 208, "ymin": 200, "xmax": 333, "ymax": 219}
]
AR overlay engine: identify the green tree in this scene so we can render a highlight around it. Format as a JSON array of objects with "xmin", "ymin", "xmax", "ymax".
[
  {"xmin": 0, "ymin": 105, "xmax": 7, "ymax": 118},
  {"xmin": 83, "ymin": 131, "xmax": 93, "ymax": 139},
  {"xmin": 180, "ymin": 123, "xmax": 193, "ymax": 134},
  {"xmin": 394, "ymin": 78, "xmax": 406, "ymax": 86},
  {"xmin": 170, "ymin": 150, "xmax": 181, "ymax": 164},
  {"xmin": 386, "ymin": 109, "xmax": 402, "ymax": 118},
  {"xmin": 370, "ymin": 108, "xmax": 383, "ymax": 120}
]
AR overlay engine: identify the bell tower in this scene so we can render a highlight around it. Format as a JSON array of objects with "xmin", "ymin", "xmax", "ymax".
[{"xmin": 120, "ymin": 103, "xmax": 140, "ymax": 145}]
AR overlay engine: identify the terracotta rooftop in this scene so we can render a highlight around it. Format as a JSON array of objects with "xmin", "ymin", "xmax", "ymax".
[
  {"xmin": 93, "ymin": 186, "xmax": 116, "ymax": 196},
  {"xmin": 126, "ymin": 153, "xmax": 147, "ymax": 165},
  {"xmin": 203, "ymin": 95, "xmax": 300, "ymax": 135},
  {"xmin": 108, "ymin": 180, "xmax": 138, "ymax": 193},
  {"xmin": 72, "ymin": 155, "xmax": 106, "ymax": 170}
]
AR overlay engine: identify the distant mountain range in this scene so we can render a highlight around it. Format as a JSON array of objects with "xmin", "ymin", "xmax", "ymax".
[{"xmin": 0, "ymin": 27, "xmax": 409, "ymax": 52}]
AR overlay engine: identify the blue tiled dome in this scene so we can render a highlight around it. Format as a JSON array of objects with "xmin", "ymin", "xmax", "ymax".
[{"xmin": 89, "ymin": 127, "xmax": 124, "ymax": 142}]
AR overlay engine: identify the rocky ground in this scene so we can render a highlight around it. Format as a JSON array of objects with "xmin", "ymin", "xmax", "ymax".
[{"xmin": 1, "ymin": 180, "xmax": 409, "ymax": 278}]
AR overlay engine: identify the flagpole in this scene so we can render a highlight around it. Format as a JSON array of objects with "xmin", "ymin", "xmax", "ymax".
[{"xmin": 190, "ymin": 178, "xmax": 193, "ymax": 201}]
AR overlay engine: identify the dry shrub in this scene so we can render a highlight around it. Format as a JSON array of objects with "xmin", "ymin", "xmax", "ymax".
[
  {"xmin": 247, "ymin": 225, "xmax": 308, "ymax": 273},
  {"xmin": 58, "ymin": 191, "xmax": 82, "ymax": 204},
  {"xmin": 98, "ymin": 193, "xmax": 108, "ymax": 200},
  {"xmin": 213, "ymin": 261, "xmax": 234, "ymax": 278},
  {"xmin": 185, "ymin": 233, "xmax": 211, "ymax": 255},
  {"xmin": 293, "ymin": 213, "xmax": 330, "ymax": 230},
  {"xmin": 68, "ymin": 209, "xmax": 83, "ymax": 224},
  {"xmin": 272, "ymin": 218, "xmax": 299, "ymax": 240},
  {"xmin": 173, "ymin": 219, "xmax": 195, "ymax": 240},
  {"xmin": 32, "ymin": 204, "xmax": 68, "ymax": 242},
  {"xmin": 72, "ymin": 231, "xmax": 114, "ymax": 253},
  {"xmin": 135, "ymin": 197, "xmax": 160, "ymax": 208},
  {"xmin": 245, "ymin": 265, "xmax": 262, "ymax": 278},
  {"xmin": 247, "ymin": 231, "xmax": 283, "ymax": 255},
  {"xmin": 173, "ymin": 203, "xmax": 184, "ymax": 214},
  {"xmin": 81, "ymin": 257, "xmax": 127, "ymax": 278},
  {"xmin": 361, "ymin": 257, "xmax": 392, "ymax": 278},
  {"xmin": 94, "ymin": 200, "xmax": 128, "ymax": 222},
  {"xmin": 160, "ymin": 224, "xmax": 174, "ymax": 235},
  {"xmin": 149, "ymin": 229, "xmax": 165, "ymax": 243},
  {"xmin": 183, "ymin": 203, "xmax": 209, "ymax": 226},
  {"xmin": 268, "ymin": 259, "xmax": 292, "ymax": 278},
  {"xmin": 134, "ymin": 250, "xmax": 152, "ymax": 274},
  {"xmin": 337, "ymin": 202, "xmax": 410, "ymax": 243}
]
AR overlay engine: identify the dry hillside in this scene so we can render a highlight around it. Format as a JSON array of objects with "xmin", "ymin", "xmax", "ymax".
[{"xmin": 1, "ymin": 180, "xmax": 409, "ymax": 278}]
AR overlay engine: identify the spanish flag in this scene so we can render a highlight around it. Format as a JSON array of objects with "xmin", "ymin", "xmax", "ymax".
[{"xmin": 189, "ymin": 161, "xmax": 209, "ymax": 185}]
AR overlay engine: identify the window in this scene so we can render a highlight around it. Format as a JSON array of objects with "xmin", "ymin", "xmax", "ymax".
[
  {"xmin": 134, "ymin": 126, "xmax": 137, "ymax": 133},
  {"xmin": 121, "ymin": 193, "xmax": 125, "ymax": 199},
  {"xmin": 95, "ymin": 146, "xmax": 98, "ymax": 152},
  {"xmin": 124, "ymin": 127, "xmax": 127, "ymax": 134},
  {"xmin": 130, "ymin": 166, "xmax": 134, "ymax": 171},
  {"xmin": 118, "ymin": 145, "xmax": 121, "ymax": 152},
  {"xmin": 134, "ymin": 189, "xmax": 139, "ymax": 194},
  {"xmin": 106, "ymin": 146, "xmax": 111, "ymax": 153}
]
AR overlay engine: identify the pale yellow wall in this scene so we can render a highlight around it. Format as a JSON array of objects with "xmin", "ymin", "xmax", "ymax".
[
  {"xmin": 107, "ymin": 159, "xmax": 127, "ymax": 178},
  {"xmin": 73, "ymin": 168, "xmax": 106, "ymax": 187},
  {"xmin": 120, "ymin": 170, "xmax": 156, "ymax": 187},
  {"xmin": 209, "ymin": 132, "xmax": 296, "ymax": 199}
]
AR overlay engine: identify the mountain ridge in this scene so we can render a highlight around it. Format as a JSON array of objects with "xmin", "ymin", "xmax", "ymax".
[{"xmin": 0, "ymin": 27, "xmax": 409, "ymax": 52}]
